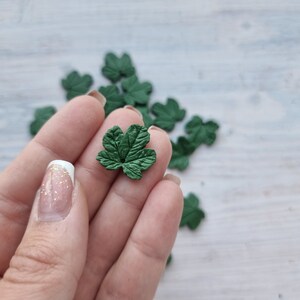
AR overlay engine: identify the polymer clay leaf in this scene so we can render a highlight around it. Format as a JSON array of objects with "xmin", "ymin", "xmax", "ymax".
[
  {"xmin": 99, "ymin": 85, "xmax": 125, "ymax": 116},
  {"xmin": 97, "ymin": 124, "xmax": 156, "ymax": 180},
  {"xmin": 180, "ymin": 193, "xmax": 205, "ymax": 230},
  {"xmin": 121, "ymin": 75, "xmax": 152, "ymax": 105},
  {"xmin": 166, "ymin": 254, "xmax": 172, "ymax": 266},
  {"xmin": 102, "ymin": 52, "xmax": 135, "ymax": 83},
  {"xmin": 185, "ymin": 115, "xmax": 219, "ymax": 146},
  {"xmin": 136, "ymin": 105, "xmax": 154, "ymax": 128},
  {"xmin": 152, "ymin": 98, "xmax": 186, "ymax": 131},
  {"xmin": 168, "ymin": 136, "xmax": 196, "ymax": 171},
  {"xmin": 99, "ymin": 126, "xmax": 124, "ymax": 169},
  {"xmin": 30, "ymin": 106, "xmax": 57, "ymax": 136},
  {"xmin": 61, "ymin": 71, "xmax": 93, "ymax": 100}
]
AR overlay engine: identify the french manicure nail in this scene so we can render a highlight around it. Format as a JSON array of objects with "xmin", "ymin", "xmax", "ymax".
[
  {"xmin": 148, "ymin": 125, "xmax": 165, "ymax": 133},
  {"xmin": 163, "ymin": 173, "xmax": 181, "ymax": 186},
  {"xmin": 87, "ymin": 90, "xmax": 106, "ymax": 107},
  {"xmin": 38, "ymin": 160, "xmax": 74, "ymax": 222},
  {"xmin": 124, "ymin": 105, "xmax": 143, "ymax": 119}
]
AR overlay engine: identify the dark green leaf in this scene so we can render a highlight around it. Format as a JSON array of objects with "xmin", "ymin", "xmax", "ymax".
[
  {"xmin": 151, "ymin": 98, "xmax": 186, "ymax": 131},
  {"xmin": 97, "ymin": 125, "xmax": 156, "ymax": 180},
  {"xmin": 99, "ymin": 85, "xmax": 125, "ymax": 116},
  {"xmin": 185, "ymin": 115, "xmax": 219, "ymax": 146},
  {"xmin": 180, "ymin": 193, "xmax": 205, "ymax": 230},
  {"xmin": 102, "ymin": 125, "xmax": 124, "ymax": 157},
  {"xmin": 29, "ymin": 106, "xmax": 57, "ymax": 136},
  {"xmin": 166, "ymin": 254, "xmax": 172, "ymax": 266},
  {"xmin": 121, "ymin": 75, "xmax": 152, "ymax": 105},
  {"xmin": 136, "ymin": 105, "xmax": 154, "ymax": 128},
  {"xmin": 61, "ymin": 71, "xmax": 93, "ymax": 100},
  {"xmin": 168, "ymin": 136, "xmax": 196, "ymax": 171},
  {"xmin": 102, "ymin": 52, "xmax": 135, "ymax": 83}
]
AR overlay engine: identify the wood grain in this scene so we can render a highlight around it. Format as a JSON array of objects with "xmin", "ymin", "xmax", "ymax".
[{"xmin": 1, "ymin": 0, "xmax": 300, "ymax": 299}]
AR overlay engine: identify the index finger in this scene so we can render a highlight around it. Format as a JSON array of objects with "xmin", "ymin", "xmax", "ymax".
[{"xmin": 0, "ymin": 92, "xmax": 105, "ymax": 274}]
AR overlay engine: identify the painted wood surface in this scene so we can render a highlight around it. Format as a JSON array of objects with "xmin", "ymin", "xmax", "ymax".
[{"xmin": 1, "ymin": 1, "xmax": 300, "ymax": 299}]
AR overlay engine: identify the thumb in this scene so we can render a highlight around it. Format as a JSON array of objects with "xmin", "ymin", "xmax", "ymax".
[{"xmin": 0, "ymin": 160, "xmax": 88, "ymax": 300}]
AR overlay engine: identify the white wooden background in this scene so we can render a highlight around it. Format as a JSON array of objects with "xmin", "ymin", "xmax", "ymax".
[{"xmin": 1, "ymin": 1, "xmax": 300, "ymax": 299}]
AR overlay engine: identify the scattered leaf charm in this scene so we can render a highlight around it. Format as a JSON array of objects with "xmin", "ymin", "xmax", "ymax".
[
  {"xmin": 180, "ymin": 193, "xmax": 205, "ymax": 230},
  {"xmin": 168, "ymin": 136, "xmax": 196, "ymax": 171},
  {"xmin": 136, "ymin": 105, "xmax": 154, "ymax": 128},
  {"xmin": 152, "ymin": 98, "xmax": 186, "ymax": 131},
  {"xmin": 166, "ymin": 254, "xmax": 173, "ymax": 266},
  {"xmin": 30, "ymin": 106, "xmax": 57, "ymax": 136},
  {"xmin": 99, "ymin": 85, "xmax": 125, "ymax": 116},
  {"xmin": 61, "ymin": 71, "xmax": 93, "ymax": 100},
  {"xmin": 102, "ymin": 52, "xmax": 135, "ymax": 83},
  {"xmin": 96, "ymin": 124, "xmax": 156, "ymax": 180},
  {"xmin": 185, "ymin": 116, "xmax": 219, "ymax": 146},
  {"xmin": 121, "ymin": 75, "xmax": 152, "ymax": 106}
]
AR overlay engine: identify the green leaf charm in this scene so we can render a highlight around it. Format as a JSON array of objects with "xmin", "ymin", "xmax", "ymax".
[
  {"xmin": 166, "ymin": 254, "xmax": 172, "ymax": 266},
  {"xmin": 99, "ymin": 85, "xmax": 125, "ymax": 116},
  {"xmin": 102, "ymin": 52, "xmax": 135, "ymax": 83},
  {"xmin": 135, "ymin": 105, "xmax": 154, "ymax": 128},
  {"xmin": 180, "ymin": 193, "xmax": 205, "ymax": 230},
  {"xmin": 151, "ymin": 98, "xmax": 186, "ymax": 131},
  {"xmin": 96, "ymin": 124, "xmax": 156, "ymax": 180},
  {"xmin": 30, "ymin": 106, "xmax": 57, "ymax": 136},
  {"xmin": 168, "ymin": 136, "xmax": 196, "ymax": 171},
  {"xmin": 61, "ymin": 71, "xmax": 93, "ymax": 100},
  {"xmin": 121, "ymin": 75, "xmax": 152, "ymax": 106},
  {"xmin": 185, "ymin": 116, "xmax": 219, "ymax": 146}
]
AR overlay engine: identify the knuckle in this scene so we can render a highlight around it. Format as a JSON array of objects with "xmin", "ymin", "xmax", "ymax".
[
  {"xmin": 111, "ymin": 186, "xmax": 144, "ymax": 213},
  {"xmin": 3, "ymin": 237, "xmax": 66, "ymax": 286},
  {"xmin": 130, "ymin": 235, "xmax": 165, "ymax": 263},
  {"xmin": 101, "ymin": 279, "xmax": 132, "ymax": 300}
]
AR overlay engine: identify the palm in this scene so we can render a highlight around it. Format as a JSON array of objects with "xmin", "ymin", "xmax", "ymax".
[{"xmin": 0, "ymin": 96, "xmax": 182, "ymax": 299}]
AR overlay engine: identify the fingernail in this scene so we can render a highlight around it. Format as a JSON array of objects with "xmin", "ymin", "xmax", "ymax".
[
  {"xmin": 124, "ymin": 105, "xmax": 143, "ymax": 119},
  {"xmin": 148, "ymin": 125, "xmax": 165, "ymax": 133},
  {"xmin": 163, "ymin": 173, "xmax": 181, "ymax": 186},
  {"xmin": 38, "ymin": 160, "xmax": 74, "ymax": 222},
  {"xmin": 87, "ymin": 90, "xmax": 106, "ymax": 107}
]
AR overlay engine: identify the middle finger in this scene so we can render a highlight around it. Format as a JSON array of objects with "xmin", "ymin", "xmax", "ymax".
[
  {"xmin": 74, "ymin": 106, "xmax": 143, "ymax": 218},
  {"xmin": 75, "ymin": 126, "xmax": 172, "ymax": 300}
]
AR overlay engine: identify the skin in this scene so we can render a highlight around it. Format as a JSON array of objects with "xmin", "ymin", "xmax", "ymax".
[{"xmin": 0, "ymin": 95, "xmax": 183, "ymax": 300}]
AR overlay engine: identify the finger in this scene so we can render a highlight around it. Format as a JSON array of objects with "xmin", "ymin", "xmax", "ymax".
[
  {"xmin": 74, "ymin": 106, "xmax": 143, "ymax": 218},
  {"xmin": 74, "ymin": 126, "xmax": 172, "ymax": 300},
  {"xmin": 0, "ymin": 93, "xmax": 105, "ymax": 274},
  {"xmin": 0, "ymin": 160, "xmax": 89, "ymax": 300},
  {"xmin": 97, "ymin": 176, "xmax": 183, "ymax": 300}
]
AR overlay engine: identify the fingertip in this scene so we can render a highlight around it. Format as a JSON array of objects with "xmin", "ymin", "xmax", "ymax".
[
  {"xmin": 87, "ymin": 90, "xmax": 107, "ymax": 107},
  {"xmin": 123, "ymin": 105, "xmax": 143, "ymax": 119},
  {"xmin": 147, "ymin": 126, "xmax": 172, "ymax": 164},
  {"xmin": 162, "ymin": 174, "xmax": 184, "ymax": 213},
  {"xmin": 148, "ymin": 125, "xmax": 170, "ymax": 141},
  {"xmin": 109, "ymin": 106, "xmax": 144, "ymax": 127},
  {"xmin": 69, "ymin": 94, "xmax": 105, "ymax": 123},
  {"xmin": 141, "ymin": 177, "xmax": 184, "ymax": 238},
  {"xmin": 163, "ymin": 173, "xmax": 181, "ymax": 186},
  {"xmin": 159, "ymin": 178, "xmax": 184, "ymax": 218}
]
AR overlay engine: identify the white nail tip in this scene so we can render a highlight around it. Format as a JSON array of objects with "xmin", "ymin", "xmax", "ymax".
[{"xmin": 47, "ymin": 160, "xmax": 75, "ymax": 184}]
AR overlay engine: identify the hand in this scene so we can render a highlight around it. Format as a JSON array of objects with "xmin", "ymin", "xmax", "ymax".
[{"xmin": 0, "ymin": 93, "xmax": 183, "ymax": 300}]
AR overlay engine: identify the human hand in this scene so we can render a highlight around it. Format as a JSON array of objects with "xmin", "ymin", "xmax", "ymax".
[{"xmin": 0, "ymin": 92, "xmax": 183, "ymax": 300}]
